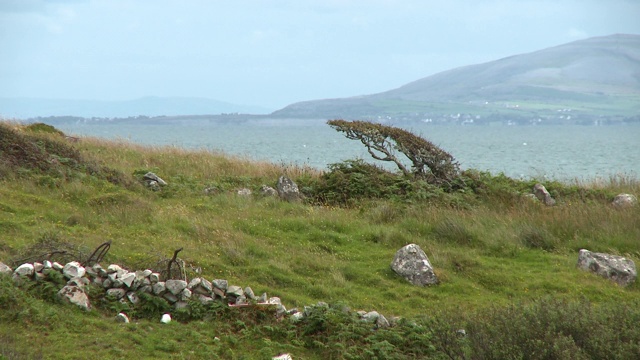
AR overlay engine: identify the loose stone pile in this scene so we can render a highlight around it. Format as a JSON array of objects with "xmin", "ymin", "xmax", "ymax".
[{"xmin": 0, "ymin": 260, "xmax": 394, "ymax": 329}]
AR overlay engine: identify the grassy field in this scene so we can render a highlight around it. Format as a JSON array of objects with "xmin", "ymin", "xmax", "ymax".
[{"xmin": 1, "ymin": 121, "xmax": 639, "ymax": 359}]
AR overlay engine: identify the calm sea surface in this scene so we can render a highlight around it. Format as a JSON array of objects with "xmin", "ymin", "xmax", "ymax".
[{"xmin": 57, "ymin": 121, "xmax": 640, "ymax": 181}]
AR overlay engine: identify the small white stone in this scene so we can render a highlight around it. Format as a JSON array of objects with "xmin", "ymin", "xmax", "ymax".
[
  {"xmin": 160, "ymin": 313, "xmax": 172, "ymax": 324},
  {"xmin": 116, "ymin": 313, "xmax": 130, "ymax": 323}
]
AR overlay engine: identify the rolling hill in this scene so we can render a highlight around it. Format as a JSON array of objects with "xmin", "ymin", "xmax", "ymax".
[{"xmin": 272, "ymin": 34, "xmax": 640, "ymax": 120}]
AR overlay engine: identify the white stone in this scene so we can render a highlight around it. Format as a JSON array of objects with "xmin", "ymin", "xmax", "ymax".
[
  {"xmin": 52, "ymin": 262, "xmax": 64, "ymax": 271},
  {"xmin": 577, "ymin": 249, "xmax": 637, "ymax": 286},
  {"xmin": 149, "ymin": 273, "xmax": 160, "ymax": 283},
  {"xmin": 0, "ymin": 262, "xmax": 13, "ymax": 275},
  {"xmin": 33, "ymin": 262, "xmax": 44, "ymax": 273},
  {"xmin": 58, "ymin": 285, "xmax": 91, "ymax": 311},
  {"xmin": 612, "ymin": 193, "xmax": 637, "ymax": 208},
  {"xmin": 160, "ymin": 313, "xmax": 172, "ymax": 324},
  {"xmin": 120, "ymin": 273, "xmax": 136, "ymax": 288},
  {"xmin": 63, "ymin": 261, "xmax": 85, "ymax": 279},
  {"xmin": 152, "ymin": 281, "xmax": 166, "ymax": 295},
  {"xmin": 14, "ymin": 263, "xmax": 35, "ymax": 277},
  {"xmin": 116, "ymin": 313, "xmax": 130, "ymax": 323},
  {"xmin": 272, "ymin": 353, "xmax": 293, "ymax": 360}
]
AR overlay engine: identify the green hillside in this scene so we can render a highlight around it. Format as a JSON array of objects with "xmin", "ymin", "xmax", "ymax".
[
  {"xmin": 273, "ymin": 34, "xmax": 640, "ymax": 122},
  {"xmin": 1, "ymin": 121, "xmax": 639, "ymax": 359}
]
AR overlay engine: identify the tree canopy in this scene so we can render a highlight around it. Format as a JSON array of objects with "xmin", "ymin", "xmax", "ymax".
[{"xmin": 327, "ymin": 120, "xmax": 460, "ymax": 185}]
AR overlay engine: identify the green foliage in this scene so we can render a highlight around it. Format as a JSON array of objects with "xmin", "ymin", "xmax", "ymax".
[
  {"xmin": 24, "ymin": 122, "xmax": 65, "ymax": 136},
  {"xmin": 430, "ymin": 297, "xmax": 640, "ymax": 360},
  {"xmin": 519, "ymin": 224, "xmax": 559, "ymax": 251}
]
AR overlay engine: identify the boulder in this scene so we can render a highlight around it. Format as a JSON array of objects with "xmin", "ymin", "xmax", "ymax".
[
  {"xmin": 237, "ymin": 188, "xmax": 252, "ymax": 196},
  {"xmin": 143, "ymin": 172, "xmax": 167, "ymax": 186},
  {"xmin": 115, "ymin": 313, "xmax": 130, "ymax": 323},
  {"xmin": 390, "ymin": 244, "xmax": 438, "ymax": 286},
  {"xmin": 0, "ymin": 262, "xmax": 12, "ymax": 275},
  {"xmin": 165, "ymin": 279, "xmax": 188, "ymax": 295},
  {"xmin": 577, "ymin": 249, "xmax": 637, "ymax": 286},
  {"xmin": 533, "ymin": 183, "xmax": 556, "ymax": 206},
  {"xmin": 58, "ymin": 285, "xmax": 91, "ymax": 311},
  {"xmin": 260, "ymin": 185, "xmax": 278, "ymax": 197},
  {"xmin": 14, "ymin": 263, "xmax": 35, "ymax": 277},
  {"xmin": 276, "ymin": 176, "xmax": 301, "ymax": 202},
  {"xmin": 612, "ymin": 193, "xmax": 637, "ymax": 208}
]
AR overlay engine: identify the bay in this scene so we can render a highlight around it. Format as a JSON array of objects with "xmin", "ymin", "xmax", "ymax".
[{"xmin": 56, "ymin": 121, "xmax": 640, "ymax": 181}]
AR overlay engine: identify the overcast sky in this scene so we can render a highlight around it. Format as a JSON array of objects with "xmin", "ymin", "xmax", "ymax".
[{"xmin": 1, "ymin": 0, "xmax": 639, "ymax": 111}]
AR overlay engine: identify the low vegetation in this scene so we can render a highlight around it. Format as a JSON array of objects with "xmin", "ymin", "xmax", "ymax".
[{"xmin": 0, "ymin": 121, "xmax": 638, "ymax": 359}]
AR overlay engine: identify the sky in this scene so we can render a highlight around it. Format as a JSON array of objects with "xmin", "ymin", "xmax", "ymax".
[{"xmin": 1, "ymin": 0, "xmax": 639, "ymax": 111}]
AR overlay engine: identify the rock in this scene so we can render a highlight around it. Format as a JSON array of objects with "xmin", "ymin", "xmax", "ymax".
[
  {"xmin": 160, "ymin": 313, "xmax": 172, "ymax": 324},
  {"xmin": 362, "ymin": 311, "xmax": 390, "ymax": 328},
  {"xmin": 52, "ymin": 262, "xmax": 64, "ymax": 271},
  {"xmin": 107, "ymin": 264, "xmax": 123, "ymax": 274},
  {"xmin": 612, "ymin": 193, "xmax": 637, "ymax": 208},
  {"xmin": 149, "ymin": 273, "xmax": 160, "ymax": 283},
  {"xmin": 212, "ymin": 279, "xmax": 228, "ymax": 291},
  {"xmin": 197, "ymin": 294, "xmax": 214, "ymax": 304},
  {"xmin": 260, "ymin": 185, "xmax": 278, "ymax": 197},
  {"xmin": 67, "ymin": 277, "xmax": 89, "ymax": 287},
  {"xmin": 290, "ymin": 312, "xmax": 304, "ymax": 322},
  {"xmin": 163, "ymin": 292, "xmax": 179, "ymax": 303},
  {"xmin": 577, "ymin": 249, "xmax": 637, "ymax": 286},
  {"xmin": 227, "ymin": 285, "xmax": 244, "ymax": 297},
  {"xmin": 33, "ymin": 262, "xmax": 44, "ymax": 273},
  {"xmin": 165, "ymin": 279, "xmax": 188, "ymax": 295},
  {"xmin": 115, "ymin": 313, "xmax": 130, "ymax": 323},
  {"xmin": 272, "ymin": 354, "xmax": 293, "ymax": 360},
  {"xmin": 58, "ymin": 285, "xmax": 91, "ymax": 311},
  {"xmin": 14, "ymin": 263, "xmax": 35, "ymax": 277},
  {"xmin": 107, "ymin": 288, "xmax": 127, "ymax": 300},
  {"xmin": 179, "ymin": 288, "xmax": 192, "ymax": 301},
  {"xmin": 143, "ymin": 172, "xmax": 167, "ymax": 186},
  {"xmin": 212, "ymin": 287, "xmax": 225, "ymax": 299},
  {"xmin": 533, "ymin": 183, "xmax": 556, "ymax": 206},
  {"xmin": 390, "ymin": 244, "xmax": 438, "ymax": 286},
  {"xmin": 244, "ymin": 286, "xmax": 256, "ymax": 300},
  {"xmin": 237, "ymin": 188, "xmax": 252, "ymax": 196},
  {"xmin": 257, "ymin": 292, "xmax": 268, "ymax": 303},
  {"xmin": 0, "ymin": 262, "xmax": 13, "ymax": 275},
  {"xmin": 276, "ymin": 176, "xmax": 301, "ymax": 202},
  {"xmin": 120, "ymin": 273, "xmax": 136, "ymax": 288},
  {"xmin": 187, "ymin": 277, "xmax": 202, "ymax": 290},
  {"xmin": 126, "ymin": 292, "xmax": 140, "ymax": 305},
  {"xmin": 203, "ymin": 187, "xmax": 219, "ymax": 195}
]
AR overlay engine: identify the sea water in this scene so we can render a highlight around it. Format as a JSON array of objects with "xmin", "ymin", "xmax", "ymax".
[{"xmin": 56, "ymin": 121, "xmax": 639, "ymax": 181}]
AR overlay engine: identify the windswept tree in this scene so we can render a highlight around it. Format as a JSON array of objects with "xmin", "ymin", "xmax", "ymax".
[{"xmin": 327, "ymin": 120, "xmax": 460, "ymax": 185}]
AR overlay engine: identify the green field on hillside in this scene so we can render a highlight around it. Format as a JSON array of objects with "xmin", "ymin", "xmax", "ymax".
[{"xmin": 1, "ymin": 121, "xmax": 639, "ymax": 359}]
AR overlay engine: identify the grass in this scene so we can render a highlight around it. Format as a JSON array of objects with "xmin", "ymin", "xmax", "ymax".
[{"xmin": 1, "ymin": 120, "xmax": 639, "ymax": 359}]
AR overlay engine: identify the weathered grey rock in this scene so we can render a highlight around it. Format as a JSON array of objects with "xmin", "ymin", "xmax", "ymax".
[
  {"xmin": 179, "ymin": 288, "xmax": 192, "ymax": 301},
  {"xmin": 102, "ymin": 278, "xmax": 113, "ymax": 289},
  {"xmin": 93, "ymin": 276, "xmax": 104, "ymax": 287},
  {"xmin": 612, "ymin": 194, "xmax": 637, "ymax": 208},
  {"xmin": 390, "ymin": 244, "xmax": 438, "ymax": 286},
  {"xmin": 149, "ymin": 273, "xmax": 160, "ymax": 283},
  {"xmin": 533, "ymin": 183, "xmax": 556, "ymax": 206},
  {"xmin": 197, "ymin": 278, "xmax": 213, "ymax": 294},
  {"xmin": 139, "ymin": 285, "xmax": 153, "ymax": 294},
  {"xmin": 126, "ymin": 292, "xmax": 140, "ymax": 305},
  {"xmin": 67, "ymin": 276, "xmax": 89, "ymax": 287},
  {"xmin": 107, "ymin": 288, "xmax": 127, "ymax": 300},
  {"xmin": 203, "ymin": 186, "xmax": 219, "ymax": 195},
  {"xmin": 165, "ymin": 279, "xmax": 188, "ymax": 295},
  {"xmin": 362, "ymin": 311, "xmax": 391, "ymax": 328},
  {"xmin": 290, "ymin": 312, "xmax": 304, "ymax": 322},
  {"xmin": 272, "ymin": 354, "xmax": 292, "ymax": 360},
  {"xmin": 120, "ymin": 273, "xmax": 136, "ymax": 288},
  {"xmin": 187, "ymin": 277, "xmax": 202, "ymax": 290},
  {"xmin": 260, "ymin": 185, "xmax": 278, "ymax": 197},
  {"xmin": 0, "ymin": 262, "xmax": 12, "ymax": 275},
  {"xmin": 112, "ymin": 278, "xmax": 124, "ymax": 288},
  {"xmin": 197, "ymin": 294, "xmax": 214, "ymax": 304},
  {"xmin": 52, "ymin": 262, "xmax": 64, "ymax": 271},
  {"xmin": 115, "ymin": 313, "xmax": 130, "ymax": 323},
  {"xmin": 93, "ymin": 264, "xmax": 106, "ymax": 277},
  {"xmin": 14, "ymin": 263, "xmax": 35, "ymax": 277},
  {"xmin": 58, "ymin": 285, "xmax": 91, "ymax": 311},
  {"xmin": 257, "ymin": 292, "xmax": 268, "ymax": 303},
  {"xmin": 577, "ymin": 249, "xmax": 637, "ymax": 286},
  {"xmin": 163, "ymin": 292, "xmax": 179, "ymax": 303},
  {"xmin": 33, "ymin": 262, "xmax": 44, "ymax": 273},
  {"xmin": 235, "ymin": 295, "xmax": 248, "ymax": 305},
  {"xmin": 212, "ymin": 287, "xmax": 225, "ymax": 299},
  {"xmin": 237, "ymin": 188, "xmax": 252, "ymax": 196},
  {"xmin": 143, "ymin": 172, "xmax": 167, "ymax": 186},
  {"xmin": 212, "ymin": 279, "xmax": 228, "ymax": 291},
  {"xmin": 227, "ymin": 285, "xmax": 244, "ymax": 297},
  {"xmin": 107, "ymin": 264, "xmax": 123, "ymax": 274},
  {"xmin": 268, "ymin": 297, "xmax": 282, "ymax": 305},
  {"xmin": 244, "ymin": 286, "xmax": 256, "ymax": 300},
  {"xmin": 276, "ymin": 176, "xmax": 301, "ymax": 202}
]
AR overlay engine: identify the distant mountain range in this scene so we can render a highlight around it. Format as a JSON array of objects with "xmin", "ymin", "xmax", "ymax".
[
  {"xmin": 272, "ymin": 34, "xmax": 640, "ymax": 121},
  {"xmin": 0, "ymin": 96, "xmax": 271, "ymax": 119}
]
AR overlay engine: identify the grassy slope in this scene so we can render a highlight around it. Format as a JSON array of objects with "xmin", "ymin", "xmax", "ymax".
[{"xmin": 1, "ymin": 122, "xmax": 639, "ymax": 359}]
